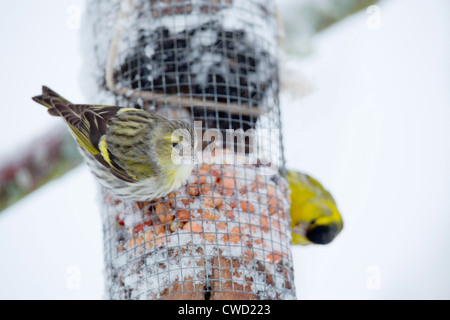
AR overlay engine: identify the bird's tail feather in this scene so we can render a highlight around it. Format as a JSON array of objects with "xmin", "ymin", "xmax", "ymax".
[{"xmin": 32, "ymin": 86, "xmax": 72, "ymax": 116}]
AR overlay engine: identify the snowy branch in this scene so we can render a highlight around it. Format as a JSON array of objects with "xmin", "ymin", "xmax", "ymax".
[
  {"xmin": 279, "ymin": 0, "xmax": 380, "ymax": 54},
  {"xmin": 0, "ymin": 127, "xmax": 82, "ymax": 212}
]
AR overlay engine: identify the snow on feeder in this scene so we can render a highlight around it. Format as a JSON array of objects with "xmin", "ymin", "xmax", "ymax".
[{"xmin": 82, "ymin": 0, "xmax": 296, "ymax": 300}]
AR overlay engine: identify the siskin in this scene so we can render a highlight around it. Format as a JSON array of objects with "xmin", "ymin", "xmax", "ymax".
[
  {"xmin": 32, "ymin": 86, "xmax": 197, "ymax": 201},
  {"xmin": 287, "ymin": 170, "xmax": 343, "ymax": 245}
]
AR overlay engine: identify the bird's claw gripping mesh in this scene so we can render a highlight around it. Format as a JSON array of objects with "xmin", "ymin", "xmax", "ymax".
[{"xmin": 82, "ymin": 0, "xmax": 296, "ymax": 300}]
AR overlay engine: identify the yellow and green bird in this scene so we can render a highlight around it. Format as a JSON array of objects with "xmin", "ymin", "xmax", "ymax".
[
  {"xmin": 287, "ymin": 170, "xmax": 343, "ymax": 245},
  {"xmin": 32, "ymin": 86, "xmax": 197, "ymax": 201}
]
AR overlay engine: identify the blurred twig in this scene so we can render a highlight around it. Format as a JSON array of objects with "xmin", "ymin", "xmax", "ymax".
[
  {"xmin": 0, "ymin": 128, "xmax": 82, "ymax": 212},
  {"xmin": 279, "ymin": 0, "xmax": 380, "ymax": 55}
]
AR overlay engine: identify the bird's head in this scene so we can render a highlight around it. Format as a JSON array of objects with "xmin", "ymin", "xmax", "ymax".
[
  {"xmin": 153, "ymin": 120, "xmax": 198, "ymax": 184},
  {"xmin": 292, "ymin": 199, "xmax": 343, "ymax": 245}
]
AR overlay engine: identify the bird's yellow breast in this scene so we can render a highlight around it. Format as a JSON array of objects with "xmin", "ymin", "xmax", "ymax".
[{"xmin": 167, "ymin": 163, "xmax": 195, "ymax": 188}]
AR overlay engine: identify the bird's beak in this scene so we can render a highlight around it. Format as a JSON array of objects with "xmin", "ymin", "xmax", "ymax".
[{"xmin": 292, "ymin": 223, "xmax": 313, "ymax": 245}]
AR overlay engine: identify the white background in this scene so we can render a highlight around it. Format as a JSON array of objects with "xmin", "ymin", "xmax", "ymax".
[{"xmin": 0, "ymin": 0, "xmax": 449, "ymax": 299}]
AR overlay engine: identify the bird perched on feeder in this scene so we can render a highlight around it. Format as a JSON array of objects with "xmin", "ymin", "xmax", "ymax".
[
  {"xmin": 287, "ymin": 170, "xmax": 343, "ymax": 245},
  {"xmin": 32, "ymin": 86, "xmax": 197, "ymax": 201}
]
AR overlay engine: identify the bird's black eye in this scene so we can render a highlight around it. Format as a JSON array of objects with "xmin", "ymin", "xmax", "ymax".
[{"xmin": 172, "ymin": 142, "xmax": 179, "ymax": 148}]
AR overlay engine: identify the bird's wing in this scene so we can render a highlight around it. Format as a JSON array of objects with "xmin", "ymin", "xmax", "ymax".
[
  {"xmin": 104, "ymin": 109, "xmax": 166, "ymax": 182},
  {"xmin": 50, "ymin": 101, "xmax": 136, "ymax": 183}
]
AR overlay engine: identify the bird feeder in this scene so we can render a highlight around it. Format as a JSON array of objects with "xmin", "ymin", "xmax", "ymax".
[{"xmin": 82, "ymin": 0, "xmax": 296, "ymax": 300}]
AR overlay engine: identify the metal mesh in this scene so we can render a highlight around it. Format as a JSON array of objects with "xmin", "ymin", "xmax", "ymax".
[{"xmin": 82, "ymin": 0, "xmax": 296, "ymax": 300}]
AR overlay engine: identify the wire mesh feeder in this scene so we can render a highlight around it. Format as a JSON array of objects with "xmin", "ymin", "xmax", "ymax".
[{"xmin": 82, "ymin": 0, "xmax": 296, "ymax": 300}]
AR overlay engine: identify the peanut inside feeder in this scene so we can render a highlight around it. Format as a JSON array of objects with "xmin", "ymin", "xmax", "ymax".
[{"xmin": 105, "ymin": 152, "xmax": 294, "ymax": 300}]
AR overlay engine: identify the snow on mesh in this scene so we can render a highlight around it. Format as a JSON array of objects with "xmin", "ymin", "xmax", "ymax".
[{"xmin": 103, "ymin": 153, "xmax": 295, "ymax": 300}]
